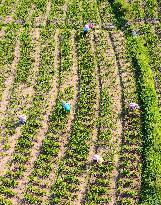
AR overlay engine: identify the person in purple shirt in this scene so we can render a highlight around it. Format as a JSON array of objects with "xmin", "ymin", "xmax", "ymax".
[
  {"xmin": 19, "ymin": 115, "xmax": 27, "ymax": 124},
  {"xmin": 128, "ymin": 102, "xmax": 140, "ymax": 111}
]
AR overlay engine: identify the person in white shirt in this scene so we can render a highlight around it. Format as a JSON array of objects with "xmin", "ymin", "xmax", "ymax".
[{"xmin": 92, "ymin": 154, "xmax": 103, "ymax": 163}]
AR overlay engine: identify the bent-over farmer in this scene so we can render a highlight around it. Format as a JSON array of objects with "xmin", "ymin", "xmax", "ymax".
[
  {"xmin": 92, "ymin": 154, "xmax": 103, "ymax": 164},
  {"xmin": 83, "ymin": 23, "xmax": 94, "ymax": 35},
  {"xmin": 19, "ymin": 115, "xmax": 27, "ymax": 124},
  {"xmin": 62, "ymin": 101, "xmax": 71, "ymax": 112},
  {"xmin": 128, "ymin": 102, "xmax": 139, "ymax": 111}
]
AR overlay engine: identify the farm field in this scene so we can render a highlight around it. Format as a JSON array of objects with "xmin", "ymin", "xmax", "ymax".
[{"xmin": 0, "ymin": 0, "xmax": 161, "ymax": 205}]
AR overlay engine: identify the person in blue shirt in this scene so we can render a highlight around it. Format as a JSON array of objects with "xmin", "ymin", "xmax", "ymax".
[
  {"xmin": 62, "ymin": 101, "xmax": 71, "ymax": 112},
  {"xmin": 83, "ymin": 23, "xmax": 94, "ymax": 35}
]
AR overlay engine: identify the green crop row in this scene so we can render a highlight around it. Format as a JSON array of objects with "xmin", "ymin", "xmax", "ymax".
[
  {"xmin": 66, "ymin": 0, "xmax": 82, "ymax": 29},
  {"xmin": 0, "ymin": 196, "xmax": 12, "ymax": 205},
  {"xmin": 0, "ymin": 0, "xmax": 18, "ymax": 19},
  {"xmin": 144, "ymin": 0, "xmax": 159, "ymax": 19},
  {"xmin": 14, "ymin": 0, "xmax": 32, "ymax": 23},
  {"xmin": 15, "ymin": 26, "xmax": 32, "ymax": 83},
  {"xmin": 81, "ymin": 0, "xmax": 100, "ymax": 25},
  {"xmin": 0, "ymin": 0, "xmax": 48, "ymax": 26},
  {"xmin": 48, "ymin": 0, "xmax": 65, "ymax": 28},
  {"xmin": 96, "ymin": 0, "xmax": 116, "ymax": 28},
  {"xmin": 29, "ymin": 0, "xmax": 48, "ymax": 26},
  {"xmin": 129, "ymin": 0, "xmax": 145, "ymax": 20},
  {"xmin": 139, "ymin": 24, "xmax": 161, "ymax": 109}
]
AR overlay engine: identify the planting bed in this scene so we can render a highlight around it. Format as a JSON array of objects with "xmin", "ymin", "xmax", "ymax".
[{"xmin": 0, "ymin": 0, "xmax": 161, "ymax": 205}]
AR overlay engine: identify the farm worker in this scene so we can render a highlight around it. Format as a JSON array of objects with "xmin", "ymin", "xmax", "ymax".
[
  {"xmin": 92, "ymin": 154, "xmax": 103, "ymax": 164},
  {"xmin": 19, "ymin": 115, "xmax": 27, "ymax": 124},
  {"xmin": 62, "ymin": 101, "xmax": 71, "ymax": 112},
  {"xmin": 128, "ymin": 103, "xmax": 139, "ymax": 111},
  {"xmin": 83, "ymin": 23, "xmax": 94, "ymax": 35}
]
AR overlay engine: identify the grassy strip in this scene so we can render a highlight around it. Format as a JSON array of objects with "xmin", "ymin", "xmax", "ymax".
[
  {"xmin": 127, "ymin": 36, "xmax": 161, "ymax": 204},
  {"xmin": 108, "ymin": 0, "xmax": 161, "ymax": 204},
  {"xmin": 139, "ymin": 24, "xmax": 161, "ymax": 109}
]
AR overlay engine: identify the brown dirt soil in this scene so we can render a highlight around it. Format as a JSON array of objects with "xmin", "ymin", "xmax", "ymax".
[
  {"xmin": 4, "ymin": 16, "xmax": 13, "ymax": 24},
  {"xmin": 26, "ymin": 4, "xmax": 36, "ymax": 23}
]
